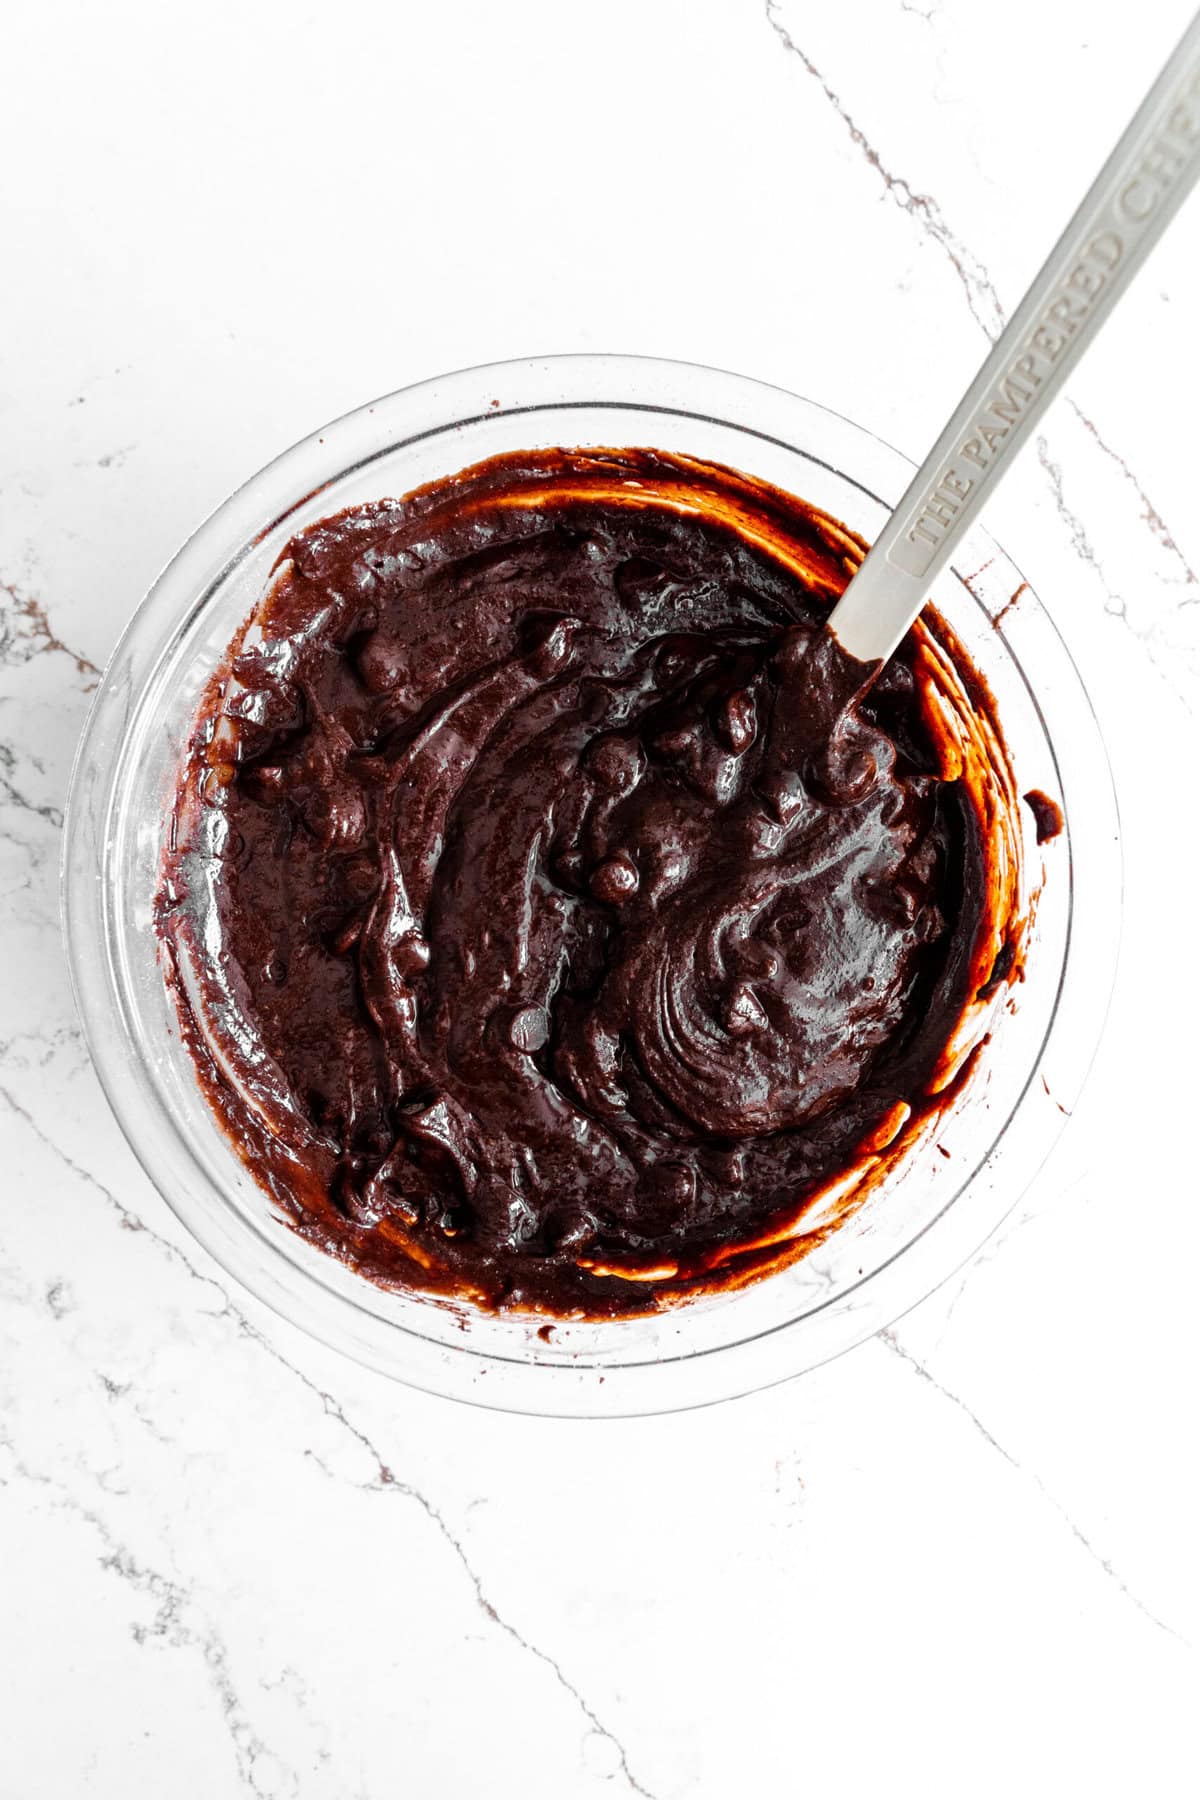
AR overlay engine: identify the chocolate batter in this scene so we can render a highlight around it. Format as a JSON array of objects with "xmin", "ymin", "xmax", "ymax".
[
  {"xmin": 1023, "ymin": 788, "xmax": 1063, "ymax": 844},
  {"xmin": 160, "ymin": 449, "xmax": 1019, "ymax": 1315}
]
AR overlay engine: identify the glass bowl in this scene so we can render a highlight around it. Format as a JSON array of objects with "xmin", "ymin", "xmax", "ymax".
[{"xmin": 62, "ymin": 355, "xmax": 1120, "ymax": 1416}]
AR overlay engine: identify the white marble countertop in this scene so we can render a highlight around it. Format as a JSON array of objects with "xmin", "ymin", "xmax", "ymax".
[{"xmin": 3, "ymin": 1, "xmax": 1198, "ymax": 1793}]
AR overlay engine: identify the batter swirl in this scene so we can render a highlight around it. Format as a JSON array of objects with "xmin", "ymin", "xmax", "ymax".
[{"xmin": 160, "ymin": 449, "xmax": 1016, "ymax": 1314}]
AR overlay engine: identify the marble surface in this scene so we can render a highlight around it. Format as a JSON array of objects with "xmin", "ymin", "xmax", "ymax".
[{"xmin": 3, "ymin": 0, "xmax": 1198, "ymax": 1792}]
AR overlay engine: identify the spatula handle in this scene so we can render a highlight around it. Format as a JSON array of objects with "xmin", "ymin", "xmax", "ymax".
[{"xmin": 828, "ymin": 9, "xmax": 1200, "ymax": 665}]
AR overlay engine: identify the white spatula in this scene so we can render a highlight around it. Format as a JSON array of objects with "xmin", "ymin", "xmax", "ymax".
[{"xmin": 826, "ymin": 9, "xmax": 1200, "ymax": 667}]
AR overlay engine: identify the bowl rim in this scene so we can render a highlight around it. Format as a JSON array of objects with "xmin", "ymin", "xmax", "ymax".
[{"xmin": 61, "ymin": 352, "xmax": 1122, "ymax": 1415}]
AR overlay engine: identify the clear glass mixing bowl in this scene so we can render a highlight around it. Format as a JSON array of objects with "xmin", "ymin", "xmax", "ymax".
[{"xmin": 62, "ymin": 355, "xmax": 1120, "ymax": 1415}]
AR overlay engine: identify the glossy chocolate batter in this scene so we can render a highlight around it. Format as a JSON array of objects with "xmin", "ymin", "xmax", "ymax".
[
  {"xmin": 1023, "ymin": 788, "xmax": 1063, "ymax": 844},
  {"xmin": 160, "ymin": 449, "xmax": 1014, "ymax": 1315}
]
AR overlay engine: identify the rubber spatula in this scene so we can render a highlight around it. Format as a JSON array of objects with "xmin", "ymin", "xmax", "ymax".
[{"xmin": 825, "ymin": 10, "xmax": 1200, "ymax": 669}]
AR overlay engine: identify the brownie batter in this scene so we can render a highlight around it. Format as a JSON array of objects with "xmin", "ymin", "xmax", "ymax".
[
  {"xmin": 159, "ymin": 448, "xmax": 1020, "ymax": 1315},
  {"xmin": 1023, "ymin": 788, "xmax": 1063, "ymax": 844}
]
